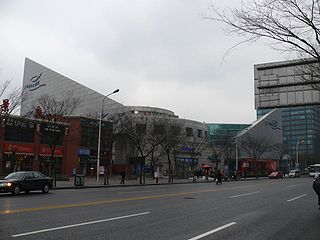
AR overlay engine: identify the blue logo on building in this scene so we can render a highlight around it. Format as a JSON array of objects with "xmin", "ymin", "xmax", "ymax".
[
  {"xmin": 266, "ymin": 120, "xmax": 281, "ymax": 130},
  {"xmin": 24, "ymin": 73, "xmax": 46, "ymax": 91}
]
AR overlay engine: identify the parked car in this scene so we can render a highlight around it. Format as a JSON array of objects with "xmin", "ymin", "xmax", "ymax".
[
  {"xmin": 289, "ymin": 170, "xmax": 300, "ymax": 178},
  {"xmin": 269, "ymin": 171, "xmax": 284, "ymax": 179},
  {"xmin": 0, "ymin": 171, "xmax": 53, "ymax": 195}
]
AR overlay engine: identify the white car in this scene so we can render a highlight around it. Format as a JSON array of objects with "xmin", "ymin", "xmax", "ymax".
[{"xmin": 289, "ymin": 170, "xmax": 300, "ymax": 178}]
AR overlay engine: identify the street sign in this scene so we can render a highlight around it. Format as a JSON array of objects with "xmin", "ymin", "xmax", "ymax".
[{"xmin": 99, "ymin": 166, "xmax": 105, "ymax": 175}]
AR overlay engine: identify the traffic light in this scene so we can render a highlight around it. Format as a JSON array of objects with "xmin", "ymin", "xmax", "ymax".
[
  {"xmin": 35, "ymin": 106, "xmax": 43, "ymax": 118},
  {"xmin": 1, "ymin": 99, "xmax": 9, "ymax": 112}
]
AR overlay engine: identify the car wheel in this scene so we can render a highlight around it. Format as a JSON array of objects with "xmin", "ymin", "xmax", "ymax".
[
  {"xmin": 42, "ymin": 184, "xmax": 50, "ymax": 193},
  {"xmin": 12, "ymin": 185, "xmax": 21, "ymax": 195},
  {"xmin": 25, "ymin": 190, "xmax": 30, "ymax": 194}
]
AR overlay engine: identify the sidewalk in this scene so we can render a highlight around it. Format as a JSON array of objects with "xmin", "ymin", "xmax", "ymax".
[
  {"xmin": 53, "ymin": 175, "xmax": 267, "ymax": 189},
  {"xmin": 54, "ymin": 176, "xmax": 209, "ymax": 189}
]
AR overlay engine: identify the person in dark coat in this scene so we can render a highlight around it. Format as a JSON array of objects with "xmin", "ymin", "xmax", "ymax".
[
  {"xmin": 120, "ymin": 168, "xmax": 126, "ymax": 184},
  {"xmin": 216, "ymin": 169, "xmax": 222, "ymax": 185},
  {"xmin": 313, "ymin": 173, "xmax": 320, "ymax": 209}
]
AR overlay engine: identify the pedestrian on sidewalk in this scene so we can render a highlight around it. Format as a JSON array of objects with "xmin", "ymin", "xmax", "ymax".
[
  {"xmin": 120, "ymin": 167, "xmax": 126, "ymax": 184},
  {"xmin": 216, "ymin": 169, "xmax": 222, "ymax": 185}
]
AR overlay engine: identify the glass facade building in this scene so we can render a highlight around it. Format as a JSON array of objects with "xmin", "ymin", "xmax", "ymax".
[
  {"xmin": 257, "ymin": 105, "xmax": 320, "ymax": 167},
  {"xmin": 207, "ymin": 124, "xmax": 250, "ymax": 144},
  {"xmin": 254, "ymin": 59, "xmax": 320, "ymax": 168}
]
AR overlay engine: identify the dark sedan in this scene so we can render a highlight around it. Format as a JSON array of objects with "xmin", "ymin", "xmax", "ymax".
[{"xmin": 0, "ymin": 171, "xmax": 53, "ymax": 195}]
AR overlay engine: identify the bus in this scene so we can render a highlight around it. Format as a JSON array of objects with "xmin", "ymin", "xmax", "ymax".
[{"xmin": 308, "ymin": 164, "xmax": 320, "ymax": 177}]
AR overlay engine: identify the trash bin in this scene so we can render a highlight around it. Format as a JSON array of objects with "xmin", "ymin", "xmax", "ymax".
[{"xmin": 74, "ymin": 174, "xmax": 85, "ymax": 187}]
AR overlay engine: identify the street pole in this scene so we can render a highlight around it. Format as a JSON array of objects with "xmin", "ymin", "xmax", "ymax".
[
  {"xmin": 235, "ymin": 136, "xmax": 238, "ymax": 171},
  {"xmin": 97, "ymin": 89, "xmax": 119, "ymax": 183},
  {"xmin": 296, "ymin": 141, "xmax": 299, "ymax": 170},
  {"xmin": 295, "ymin": 139, "xmax": 304, "ymax": 171}
]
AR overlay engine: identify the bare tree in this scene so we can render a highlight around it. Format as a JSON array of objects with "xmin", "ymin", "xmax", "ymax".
[
  {"xmin": 102, "ymin": 112, "xmax": 126, "ymax": 185},
  {"xmin": 240, "ymin": 135, "xmax": 272, "ymax": 178},
  {"xmin": 183, "ymin": 132, "xmax": 209, "ymax": 182},
  {"xmin": 160, "ymin": 121, "xmax": 184, "ymax": 183},
  {"xmin": 28, "ymin": 94, "xmax": 80, "ymax": 186},
  {"xmin": 209, "ymin": 0, "xmax": 320, "ymax": 88},
  {"xmin": 87, "ymin": 109, "xmax": 126, "ymax": 185},
  {"xmin": 119, "ymin": 113, "xmax": 154, "ymax": 184},
  {"xmin": 0, "ymin": 80, "xmax": 24, "ymax": 130},
  {"xmin": 210, "ymin": 132, "xmax": 236, "ymax": 175},
  {"xmin": 272, "ymin": 143, "xmax": 287, "ymax": 171},
  {"xmin": 146, "ymin": 119, "xmax": 167, "ymax": 181}
]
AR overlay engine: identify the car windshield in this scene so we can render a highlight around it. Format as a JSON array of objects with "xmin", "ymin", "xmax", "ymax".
[{"xmin": 4, "ymin": 172, "xmax": 25, "ymax": 180}]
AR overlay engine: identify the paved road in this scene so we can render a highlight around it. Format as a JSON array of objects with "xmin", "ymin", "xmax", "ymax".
[{"xmin": 0, "ymin": 177, "xmax": 319, "ymax": 240}]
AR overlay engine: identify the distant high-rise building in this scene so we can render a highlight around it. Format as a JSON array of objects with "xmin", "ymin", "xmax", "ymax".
[{"xmin": 254, "ymin": 59, "xmax": 320, "ymax": 168}]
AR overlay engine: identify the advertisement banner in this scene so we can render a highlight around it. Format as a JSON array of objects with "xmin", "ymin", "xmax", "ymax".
[
  {"xmin": 4, "ymin": 143, "xmax": 34, "ymax": 154},
  {"xmin": 40, "ymin": 145, "xmax": 63, "ymax": 155}
]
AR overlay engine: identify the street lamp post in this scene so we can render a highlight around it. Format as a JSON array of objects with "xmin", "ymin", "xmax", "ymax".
[
  {"xmin": 97, "ymin": 89, "xmax": 119, "ymax": 183},
  {"xmin": 295, "ymin": 139, "xmax": 304, "ymax": 170},
  {"xmin": 235, "ymin": 135, "xmax": 238, "ymax": 171}
]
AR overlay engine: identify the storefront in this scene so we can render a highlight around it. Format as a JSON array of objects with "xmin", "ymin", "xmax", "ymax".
[
  {"xmin": 78, "ymin": 148, "xmax": 96, "ymax": 176},
  {"xmin": 38, "ymin": 145, "xmax": 63, "ymax": 176},
  {"xmin": 2, "ymin": 143, "xmax": 34, "ymax": 175},
  {"xmin": 175, "ymin": 157, "xmax": 198, "ymax": 178}
]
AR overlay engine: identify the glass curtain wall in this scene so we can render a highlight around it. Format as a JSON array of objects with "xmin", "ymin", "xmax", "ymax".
[{"xmin": 257, "ymin": 105, "xmax": 320, "ymax": 168}]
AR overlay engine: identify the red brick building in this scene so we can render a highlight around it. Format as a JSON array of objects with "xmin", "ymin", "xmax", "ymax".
[{"xmin": 0, "ymin": 115, "xmax": 113, "ymax": 177}]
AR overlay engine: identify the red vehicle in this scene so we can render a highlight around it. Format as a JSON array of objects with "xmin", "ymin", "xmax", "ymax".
[{"xmin": 268, "ymin": 171, "xmax": 284, "ymax": 179}]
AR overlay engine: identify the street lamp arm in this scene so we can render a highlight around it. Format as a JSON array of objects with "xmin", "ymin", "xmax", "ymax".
[{"xmin": 103, "ymin": 89, "xmax": 120, "ymax": 101}]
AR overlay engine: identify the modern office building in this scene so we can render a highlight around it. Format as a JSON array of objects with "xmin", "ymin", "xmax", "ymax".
[{"xmin": 255, "ymin": 59, "xmax": 320, "ymax": 168}]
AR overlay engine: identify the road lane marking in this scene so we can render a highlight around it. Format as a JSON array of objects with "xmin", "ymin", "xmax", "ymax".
[
  {"xmin": 287, "ymin": 194, "xmax": 307, "ymax": 202},
  {"xmin": 0, "ymin": 182, "xmax": 279, "ymax": 215},
  {"xmin": 230, "ymin": 191, "xmax": 260, "ymax": 198},
  {"xmin": 117, "ymin": 189, "xmax": 167, "ymax": 194},
  {"xmin": 11, "ymin": 212, "xmax": 150, "ymax": 238},
  {"xmin": 187, "ymin": 222, "xmax": 237, "ymax": 240},
  {"xmin": 0, "ymin": 189, "xmax": 218, "ymax": 215},
  {"xmin": 286, "ymin": 184, "xmax": 300, "ymax": 188}
]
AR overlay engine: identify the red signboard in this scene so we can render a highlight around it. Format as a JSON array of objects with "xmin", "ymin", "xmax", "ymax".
[
  {"xmin": 4, "ymin": 143, "xmax": 34, "ymax": 154},
  {"xmin": 39, "ymin": 145, "xmax": 63, "ymax": 156}
]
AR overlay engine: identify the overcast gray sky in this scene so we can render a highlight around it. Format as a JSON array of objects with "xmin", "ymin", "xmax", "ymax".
[{"xmin": 0, "ymin": 0, "xmax": 285, "ymax": 123}]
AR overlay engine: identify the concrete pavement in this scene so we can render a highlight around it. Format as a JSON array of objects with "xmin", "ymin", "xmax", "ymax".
[
  {"xmin": 54, "ymin": 175, "xmax": 269, "ymax": 189},
  {"xmin": 0, "ymin": 177, "xmax": 319, "ymax": 240}
]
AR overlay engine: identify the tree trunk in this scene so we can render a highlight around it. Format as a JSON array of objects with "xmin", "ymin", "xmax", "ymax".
[
  {"xmin": 167, "ymin": 151, "xmax": 171, "ymax": 183},
  {"xmin": 103, "ymin": 164, "xmax": 107, "ymax": 185},
  {"xmin": 50, "ymin": 152, "xmax": 56, "ymax": 187},
  {"xmin": 254, "ymin": 159, "xmax": 258, "ymax": 179}
]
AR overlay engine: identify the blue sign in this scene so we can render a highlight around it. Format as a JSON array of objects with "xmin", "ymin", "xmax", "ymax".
[
  {"xmin": 78, "ymin": 148, "xmax": 90, "ymax": 156},
  {"xmin": 176, "ymin": 157, "xmax": 198, "ymax": 166}
]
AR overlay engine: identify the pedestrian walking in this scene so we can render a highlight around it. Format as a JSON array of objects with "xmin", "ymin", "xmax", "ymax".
[
  {"xmin": 120, "ymin": 167, "xmax": 126, "ymax": 184},
  {"xmin": 216, "ymin": 169, "xmax": 222, "ymax": 185}
]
